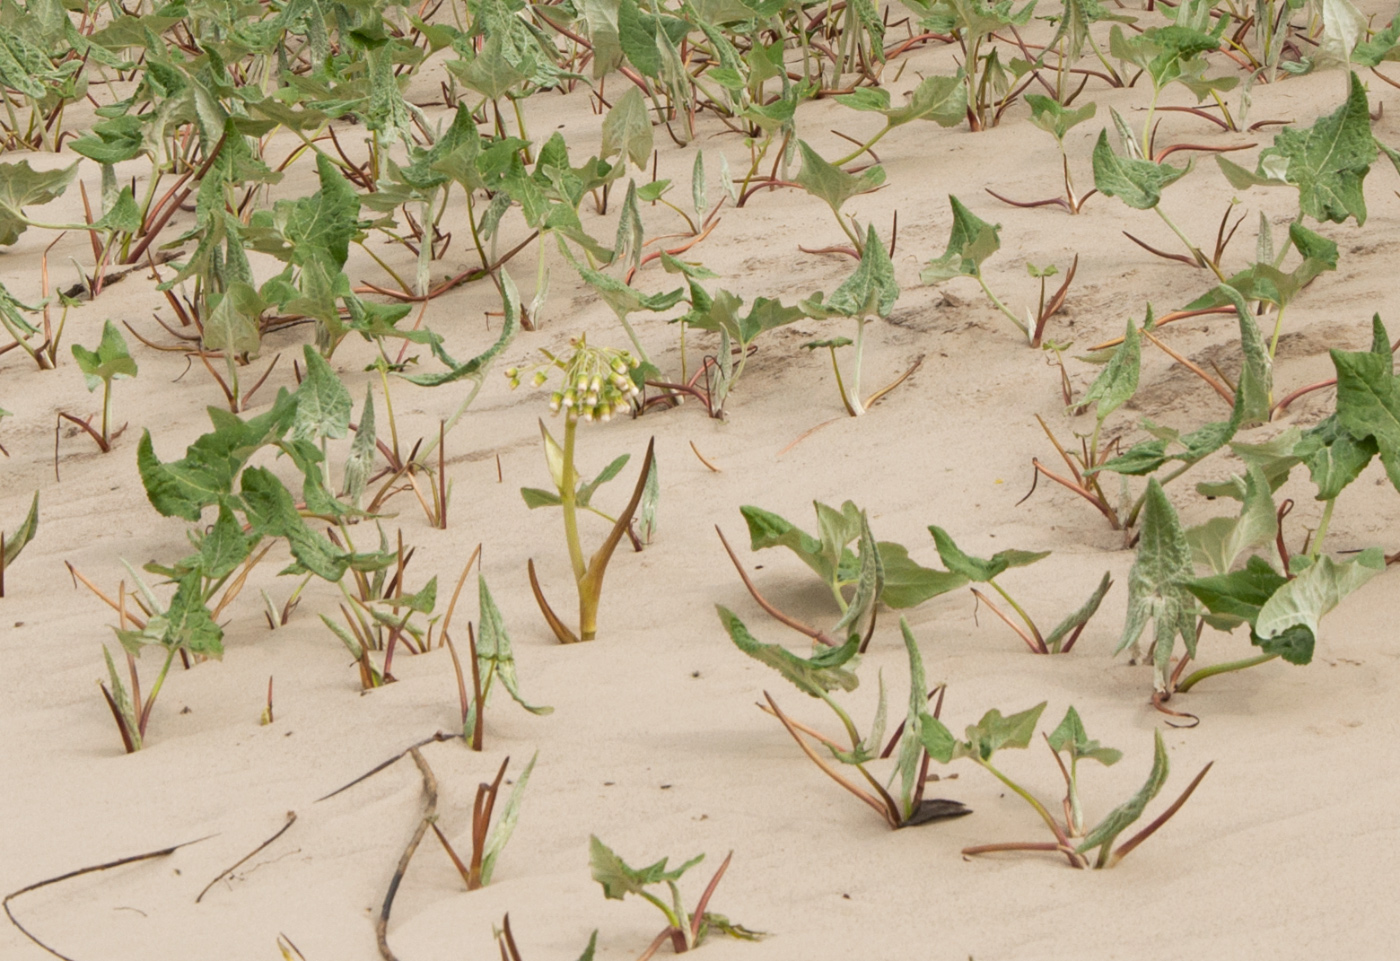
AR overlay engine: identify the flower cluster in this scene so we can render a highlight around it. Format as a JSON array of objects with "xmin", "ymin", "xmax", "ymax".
[{"xmin": 506, "ymin": 336, "xmax": 640, "ymax": 423}]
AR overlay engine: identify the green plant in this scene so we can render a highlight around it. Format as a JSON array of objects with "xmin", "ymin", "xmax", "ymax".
[
  {"xmin": 921, "ymin": 196, "xmax": 1078, "ymax": 346},
  {"xmin": 928, "ymin": 526, "xmax": 1112, "ymax": 654},
  {"xmin": 429, "ymin": 754, "xmax": 537, "ymax": 891},
  {"xmin": 724, "ymin": 606, "xmax": 974, "ymax": 830},
  {"xmin": 67, "ymin": 320, "xmax": 137, "ymax": 452},
  {"xmin": 99, "ymin": 563, "xmax": 225, "ymax": 754},
  {"xmin": 731, "ymin": 501, "xmax": 967, "ymax": 640},
  {"xmin": 446, "ymin": 573, "xmax": 553, "ymax": 751},
  {"xmin": 800, "ymin": 225, "xmax": 901, "ymax": 416},
  {"xmin": 511, "ymin": 338, "xmax": 656, "ymax": 642},
  {"xmin": 988, "ymin": 96, "xmax": 1098, "ymax": 213},
  {"xmin": 907, "ymin": 0, "xmax": 1036, "ymax": 130},
  {"xmin": 589, "ymin": 837, "xmax": 760, "ymax": 954},
  {"xmin": 1, "ymin": 492, "xmax": 39, "ymax": 598},
  {"xmin": 920, "ymin": 702, "xmax": 1213, "ymax": 867}
]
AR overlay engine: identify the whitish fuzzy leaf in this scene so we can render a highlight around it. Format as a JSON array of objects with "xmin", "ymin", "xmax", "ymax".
[
  {"xmin": 833, "ymin": 512, "xmax": 884, "ymax": 637},
  {"xmin": 1081, "ymin": 317, "xmax": 1140, "ymax": 420},
  {"xmin": 1042, "ymin": 572, "xmax": 1114, "ymax": 652},
  {"xmin": 343, "ymin": 384, "xmax": 377, "ymax": 507},
  {"xmin": 805, "ymin": 225, "xmax": 899, "ymax": 320},
  {"xmin": 894, "ymin": 619, "xmax": 931, "ymax": 819},
  {"xmin": 1026, "ymin": 95, "xmax": 1097, "ymax": 141},
  {"xmin": 1331, "ymin": 322, "xmax": 1400, "ymax": 490},
  {"xmin": 1254, "ymin": 549, "xmax": 1384, "ymax": 658},
  {"xmin": 472, "ymin": 575, "xmax": 552, "ymax": 719},
  {"xmin": 638, "ymin": 454, "xmax": 659, "ymax": 545},
  {"xmin": 1117, "ymin": 479, "xmax": 1198, "ymax": 692},
  {"xmin": 400, "ymin": 272, "xmax": 519, "ymax": 387},
  {"xmin": 1187, "ymin": 465, "xmax": 1277, "ymax": 575},
  {"xmin": 957, "ymin": 702, "xmax": 1047, "ymax": 762}
]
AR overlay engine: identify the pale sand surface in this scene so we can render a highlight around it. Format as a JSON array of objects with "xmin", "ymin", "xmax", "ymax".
[{"xmin": 3, "ymin": 8, "xmax": 1400, "ymax": 959}]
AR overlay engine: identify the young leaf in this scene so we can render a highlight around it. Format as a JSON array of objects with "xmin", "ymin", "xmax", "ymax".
[
  {"xmin": 1077, "ymin": 729, "xmax": 1169, "ymax": 863},
  {"xmin": 1117, "ymin": 479, "xmax": 1198, "ymax": 692},
  {"xmin": 1081, "ymin": 317, "xmax": 1140, "ymax": 420},
  {"xmin": 793, "ymin": 141, "xmax": 885, "ymax": 218},
  {"xmin": 1041, "ymin": 572, "xmax": 1115, "ymax": 652},
  {"xmin": 1092, "ymin": 130, "xmax": 1190, "ymax": 209},
  {"xmin": 919, "ymin": 195, "xmax": 1001, "ymax": 283},
  {"xmin": 71, "ymin": 320, "xmax": 137, "ymax": 392},
  {"xmin": 833, "ymin": 512, "xmax": 884, "ymax": 637},
  {"xmin": 480, "ymin": 752, "xmax": 538, "ymax": 886},
  {"xmin": 472, "ymin": 575, "xmax": 553, "ymax": 718},
  {"xmin": 959, "ymin": 702, "xmax": 1048, "ymax": 761},
  {"xmin": 343, "ymin": 385, "xmax": 377, "ymax": 508},
  {"xmin": 1294, "ymin": 414, "xmax": 1377, "ymax": 501},
  {"xmin": 3, "ymin": 491, "xmax": 39, "ymax": 568},
  {"xmin": 1187, "ymin": 466, "xmax": 1278, "ymax": 576},
  {"xmin": 805, "ymin": 225, "xmax": 899, "ymax": 320},
  {"xmin": 716, "ymin": 606, "xmax": 861, "ymax": 697},
  {"xmin": 928, "ymin": 526, "xmax": 1049, "ymax": 582},
  {"xmin": 740, "ymin": 503, "xmax": 855, "ymax": 587},
  {"xmin": 894, "ymin": 619, "xmax": 930, "ymax": 819},
  {"xmin": 589, "ymin": 836, "xmax": 703, "ymax": 900},
  {"xmin": 198, "ymin": 502, "xmax": 254, "ymax": 580},
  {"xmin": 1047, "ymin": 706, "xmax": 1122, "ymax": 766},
  {"xmin": 1026, "ymin": 95, "xmax": 1097, "ymax": 142}
]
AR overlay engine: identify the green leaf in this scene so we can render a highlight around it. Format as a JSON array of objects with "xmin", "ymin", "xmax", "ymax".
[
  {"xmin": 0, "ymin": 159, "xmax": 77, "ymax": 246},
  {"xmin": 448, "ymin": 35, "xmax": 527, "ymax": 101},
  {"xmin": 1026, "ymin": 94, "xmax": 1097, "ymax": 142},
  {"xmin": 1187, "ymin": 554, "xmax": 1288, "ymax": 627},
  {"xmin": 1078, "ymin": 730, "xmax": 1169, "ymax": 861},
  {"xmin": 474, "ymin": 575, "xmax": 552, "ymax": 717},
  {"xmin": 3, "ymin": 491, "xmax": 39, "ymax": 568},
  {"xmin": 1117, "ymin": 479, "xmax": 1198, "ymax": 692},
  {"xmin": 959, "ymin": 702, "xmax": 1047, "ymax": 762},
  {"xmin": 876, "ymin": 542, "xmax": 969, "ymax": 608},
  {"xmin": 240, "ymin": 467, "xmax": 349, "ymax": 582},
  {"xmin": 919, "ymin": 195, "xmax": 1001, "ymax": 283},
  {"xmin": 806, "ymin": 225, "xmax": 899, "ymax": 320},
  {"xmin": 928, "ymin": 526, "xmax": 1049, "ymax": 582},
  {"xmin": 740, "ymin": 503, "xmax": 856, "ymax": 588},
  {"xmin": 165, "ymin": 570, "xmax": 224, "ymax": 658},
  {"xmin": 687, "ymin": 289, "xmax": 807, "ymax": 349},
  {"xmin": 833, "ymin": 512, "xmax": 884, "ymax": 637},
  {"xmin": 400, "ymin": 272, "xmax": 520, "ymax": 387},
  {"xmin": 1081, "ymin": 317, "xmax": 1140, "ymax": 420},
  {"xmin": 1042, "ymin": 572, "xmax": 1115, "ymax": 652},
  {"xmin": 1331, "ymin": 331, "xmax": 1400, "ymax": 490},
  {"xmin": 293, "ymin": 345, "xmax": 352, "ymax": 443},
  {"xmin": 202, "ymin": 281, "xmax": 265, "ymax": 358},
  {"xmin": 895, "ymin": 619, "xmax": 932, "ymax": 819},
  {"xmin": 601, "ymin": 87, "xmax": 653, "ymax": 170},
  {"xmin": 71, "ymin": 320, "xmax": 137, "ymax": 392},
  {"xmin": 481, "ymin": 752, "xmax": 537, "ymax": 886},
  {"xmin": 1219, "ymin": 72, "xmax": 1378, "ymax": 224},
  {"xmin": 1092, "ymin": 129, "xmax": 1190, "ymax": 209},
  {"xmin": 589, "ymin": 836, "xmax": 703, "ymax": 901},
  {"xmin": 247, "ymin": 152, "xmax": 360, "ymax": 269},
  {"xmin": 793, "ymin": 140, "xmax": 885, "ymax": 218},
  {"xmin": 1254, "ymin": 550, "xmax": 1384, "ymax": 660},
  {"xmin": 343, "ymin": 384, "xmax": 377, "ymax": 508},
  {"xmin": 1294, "ymin": 414, "xmax": 1377, "ymax": 501},
  {"xmin": 1219, "ymin": 284, "xmax": 1273, "ymax": 427},
  {"xmin": 716, "ymin": 606, "xmax": 861, "ymax": 697},
  {"xmin": 198, "ymin": 502, "xmax": 254, "ymax": 580},
  {"xmin": 1047, "ymin": 706, "xmax": 1122, "ymax": 766}
]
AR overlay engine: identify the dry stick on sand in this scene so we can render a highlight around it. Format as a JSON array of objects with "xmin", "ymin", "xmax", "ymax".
[
  {"xmin": 377, "ymin": 747, "xmax": 438, "ymax": 961},
  {"xmin": 316, "ymin": 732, "xmax": 462, "ymax": 803},
  {"xmin": 195, "ymin": 811, "xmax": 298, "ymax": 903},
  {"xmin": 4, "ymin": 835, "xmax": 214, "ymax": 961}
]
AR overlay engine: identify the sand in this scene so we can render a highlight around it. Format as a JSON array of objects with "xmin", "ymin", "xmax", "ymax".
[{"xmin": 3, "ymin": 5, "xmax": 1400, "ymax": 959}]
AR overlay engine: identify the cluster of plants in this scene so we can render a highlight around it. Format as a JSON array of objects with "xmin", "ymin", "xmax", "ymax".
[{"xmin": 1, "ymin": 0, "xmax": 1398, "ymax": 954}]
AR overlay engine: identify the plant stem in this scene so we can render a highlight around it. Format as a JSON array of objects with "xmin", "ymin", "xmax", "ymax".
[
  {"xmin": 978, "ymin": 758, "xmax": 1066, "ymax": 845},
  {"xmin": 975, "ymin": 273, "xmax": 1029, "ymax": 336},
  {"xmin": 1310, "ymin": 497, "xmax": 1336, "ymax": 560},
  {"xmin": 1175, "ymin": 651, "xmax": 1278, "ymax": 693},
  {"xmin": 990, "ymin": 579, "xmax": 1041, "ymax": 647},
  {"xmin": 1152, "ymin": 206, "xmax": 1226, "ymax": 282},
  {"xmin": 833, "ymin": 123, "xmax": 892, "ymax": 167},
  {"xmin": 560, "ymin": 415, "xmax": 587, "ymax": 583}
]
